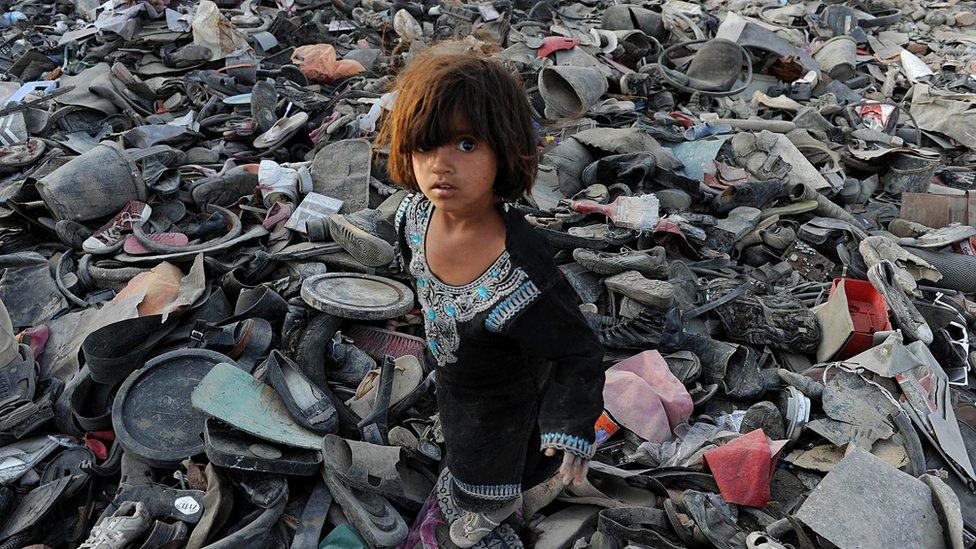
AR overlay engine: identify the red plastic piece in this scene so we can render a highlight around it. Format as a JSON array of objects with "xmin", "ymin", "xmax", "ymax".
[
  {"xmin": 702, "ymin": 429, "xmax": 786, "ymax": 507},
  {"xmin": 537, "ymin": 37, "xmax": 581, "ymax": 58},
  {"xmin": 828, "ymin": 277, "xmax": 891, "ymax": 359}
]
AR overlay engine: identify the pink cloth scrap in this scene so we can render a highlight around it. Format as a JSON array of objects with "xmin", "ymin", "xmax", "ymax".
[{"xmin": 603, "ymin": 350, "xmax": 694, "ymax": 443}]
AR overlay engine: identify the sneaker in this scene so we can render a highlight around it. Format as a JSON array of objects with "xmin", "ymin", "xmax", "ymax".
[
  {"xmin": 122, "ymin": 232, "xmax": 189, "ymax": 255},
  {"xmin": 82, "ymin": 201, "xmax": 152, "ymax": 254},
  {"xmin": 867, "ymin": 260, "xmax": 934, "ymax": 344},
  {"xmin": 605, "ymin": 270, "xmax": 675, "ymax": 308},
  {"xmin": 80, "ymin": 501, "xmax": 152, "ymax": 549},
  {"xmin": 594, "ymin": 307, "xmax": 667, "ymax": 349},
  {"xmin": 714, "ymin": 180, "xmax": 786, "ymax": 215},
  {"xmin": 327, "ymin": 209, "xmax": 395, "ymax": 267},
  {"xmin": 568, "ymin": 223, "xmax": 636, "ymax": 246},
  {"xmin": 711, "ymin": 285, "xmax": 821, "ymax": 353},
  {"xmin": 55, "ymin": 219, "xmax": 92, "ymax": 249},
  {"xmin": 573, "ymin": 246, "xmax": 668, "ymax": 278},
  {"xmin": 449, "ymin": 496, "xmax": 522, "ymax": 548}
]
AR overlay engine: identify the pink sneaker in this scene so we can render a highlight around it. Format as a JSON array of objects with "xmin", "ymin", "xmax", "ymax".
[
  {"xmin": 123, "ymin": 232, "xmax": 189, "ymax": 255},
  {"xmin": 82, "ymin": 201, "xmax": 152, "ymax": 254}
]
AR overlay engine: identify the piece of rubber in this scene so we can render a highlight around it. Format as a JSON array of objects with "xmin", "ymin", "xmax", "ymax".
[
  {"xmin": 203, "ymin": 418, "xmax": 321, "ymax": 476},
  {"xmin": 904, "ymin": 247, "xmax": 976, "ymax": 293},
  {"xmin": 83, "ymin": 314, "xmax": 184, "ymax": 385},
  {"xmin": 102, "ymin": 483, "xmax": 205, "ymax": 524},
  {"xmin": 291, "ymin": 481, "xmax": 333, "ymax": 549}
]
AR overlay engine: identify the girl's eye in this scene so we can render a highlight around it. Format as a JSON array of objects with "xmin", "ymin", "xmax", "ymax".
[{"xmin": 458, "ymin": 138, "xmax": 476, "ymax": 152}]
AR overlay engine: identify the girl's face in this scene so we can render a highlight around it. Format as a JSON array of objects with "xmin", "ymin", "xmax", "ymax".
[{"xmin": 411, "ymin": 116, "xmax": 498, "ymax": 215}]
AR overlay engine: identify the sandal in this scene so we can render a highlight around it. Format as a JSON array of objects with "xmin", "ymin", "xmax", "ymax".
[
  {"xmin": 320, "ymin": 466, "xmax": 408, "ymax": 548},
  {"xmin": 320, "ymin": 434, "xmax": 433, "ymax": 506}
]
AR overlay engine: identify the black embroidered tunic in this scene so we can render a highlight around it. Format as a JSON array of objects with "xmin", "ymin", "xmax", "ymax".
[{"xmin": 394, "ymin": 193, "xmax": 605, "ymax": 509}]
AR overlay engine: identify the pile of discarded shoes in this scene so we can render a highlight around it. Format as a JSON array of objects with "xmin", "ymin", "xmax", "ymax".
[{"xmin": 3, "ymin": 0, "xmax": 976, "ymax": 546}]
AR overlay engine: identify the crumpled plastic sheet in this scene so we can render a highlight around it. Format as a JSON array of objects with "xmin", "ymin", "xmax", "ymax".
[
  {"xmin": 192, "ymin": 0, "xmax": 251, "ymax": 61},
  {"xmin": 291, "ymin": 44, "xmax": 366, "ymax": 84},
  {"xmin": 631, "ymin": 417, "xmax": 740, "ymax": 468},
  {"xmin": 910, "ymin": 83, "xmax": 976, "ymax": 151}
]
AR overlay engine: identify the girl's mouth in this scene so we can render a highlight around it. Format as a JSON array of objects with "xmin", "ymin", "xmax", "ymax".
[{"xmin": 431, "ymin": 183, "xmax": 457, "ymax": 197}]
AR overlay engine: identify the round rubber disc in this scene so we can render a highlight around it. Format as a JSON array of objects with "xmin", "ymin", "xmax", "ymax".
[
  {"xmin": 112, "ymin": 349, "xmax": 237, "ymax": 467},
  {"xmin": 301, "ymin": 273, "xmax": 414, "ymax": 320}
]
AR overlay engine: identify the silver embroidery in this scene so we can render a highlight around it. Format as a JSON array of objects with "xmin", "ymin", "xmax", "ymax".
[
  {"xmin": 485, "ymin": 280, "xmax": 541, "ymax": 333},
  {"xmin": 404, "ymin": 196, "xmax": 531, "ymax": 366},
  {"xmin": 391, "ymin": 193, "xmax": 413, "ymax": 272}
]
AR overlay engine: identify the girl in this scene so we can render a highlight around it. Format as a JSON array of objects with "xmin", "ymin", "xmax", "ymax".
[{"xmin": 374, "ymin": 46, "xmax": 605, "ymax": 547}]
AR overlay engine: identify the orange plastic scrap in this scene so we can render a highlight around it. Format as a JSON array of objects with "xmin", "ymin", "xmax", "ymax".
[
  {"xmin": 291, "ymin": 44, "xmax": 366, "ymax": 84},
  {"xmin": 115, "ymin": 262, "xmax": 184, "ymax": 316}
]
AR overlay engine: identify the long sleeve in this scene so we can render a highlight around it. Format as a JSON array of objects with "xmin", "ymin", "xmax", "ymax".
[
  {"xmin": 391, "ymin": 192, "xmax": 413, "ymax": 273},
  {"xmin": 493, "ymin": 275, "xmax": 605, "ymax": 459}
]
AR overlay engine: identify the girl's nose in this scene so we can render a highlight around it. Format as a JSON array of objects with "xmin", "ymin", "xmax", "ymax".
[{"xmin": 430, "ymin": 145, "xmax": 454, "ymax": 174}]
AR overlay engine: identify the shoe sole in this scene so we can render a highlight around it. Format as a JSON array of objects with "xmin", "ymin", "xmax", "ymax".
[
  {"xmin": 327, "ymin": 215, "xmax": 394, "ymax": 268},
  {"xmin": 605, "ymin": 279, "xmax": 674, "ymax": 308},
  {"xmin": 574, "ymin": 249, "xmax": 668, "ymax": 278},
  {"xmin": 82, "ymin": 238, "xmax": 125, "ymax": 255}
]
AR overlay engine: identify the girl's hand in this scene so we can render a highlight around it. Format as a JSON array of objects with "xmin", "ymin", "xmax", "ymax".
[{"xmin": 544, "ymin": 448, "xmax": 588, "ymax": 486}]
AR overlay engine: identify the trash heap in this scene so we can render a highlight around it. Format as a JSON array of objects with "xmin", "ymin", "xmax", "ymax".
[{"xmin": 2, "ymin": 0, "xmax": 976, "ymax": 547}]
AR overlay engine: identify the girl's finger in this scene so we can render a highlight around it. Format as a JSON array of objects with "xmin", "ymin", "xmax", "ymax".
[
  {"xmin": 560, "ymin": 452, "xmax": 574, "ymax": 484},
  {"xmin": 573, "ymin": 459, "xmax": 588, "ymax": 485}
]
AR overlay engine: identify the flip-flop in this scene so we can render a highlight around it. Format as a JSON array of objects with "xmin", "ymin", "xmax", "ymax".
[
  {"xmin": 347, "ymin": 354, "xmax": 423, "ymax": 418},
  {"xmin": 357, "ymin": 354, "xmax": 396, "ymax": 445},
  {"xmin": 320, "ymin": 466, "xmax": 408, "ymax": 548},
  {"xmin": 0, "ymin": 437, "xmax": 61, "ymax": 485},
  {"xmin": 252, "ymin": 111, "xmax": 308, "ymax": 149},
  {"xmin": 309, "ymin": 138, "xmax": 372, "ymax": 213},
  {"xmin": 291, "ymin": 480, "xmax": 333, "ymax": 549},
  {"xmin": 558, "ymin": 461, "xmax": 659, "ymax": 508},
  {"xmin": 597, "ymin": 507, "xmax": 685, "ymax": 549},
  {"xmin": 0, "ymin": 474, "xmax": 88, "ymax": 540},
  {"xmin": 0, "ymin": 343, "xmax": 35, "ymax": 410}
]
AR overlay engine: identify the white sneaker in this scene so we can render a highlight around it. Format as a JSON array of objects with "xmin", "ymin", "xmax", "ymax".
[
  {"xmin": 449, "ymin": 496, "xmax": 522, "ymax": 548},
  {"xmin": 82, "ymin": 201, "xmax": 152, "ymax": 254}
]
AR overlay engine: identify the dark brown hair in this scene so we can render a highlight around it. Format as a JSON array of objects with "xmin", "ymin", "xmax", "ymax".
[{"xmin": 374, "ymin": 47, "xmax": 538, "ymax": 201}]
